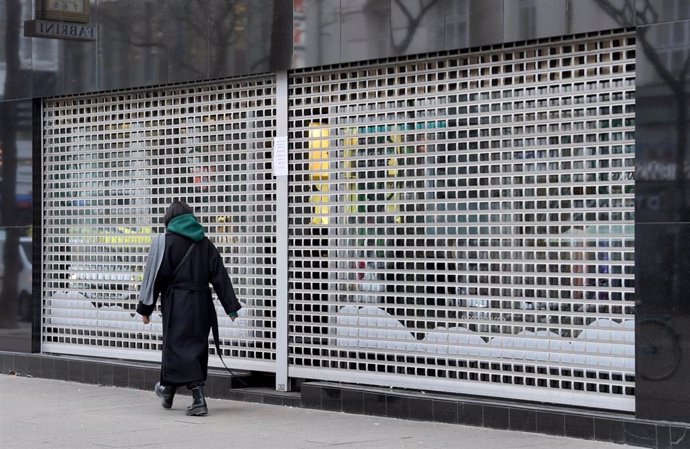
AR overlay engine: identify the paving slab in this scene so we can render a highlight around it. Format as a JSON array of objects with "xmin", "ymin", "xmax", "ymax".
[{"xmin": 0, "ymin": 375, "xmax": 637, "ymax": 449}]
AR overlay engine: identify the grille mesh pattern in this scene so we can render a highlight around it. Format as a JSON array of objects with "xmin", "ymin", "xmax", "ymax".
[
  {"xmin": 42, "ymin": 77, "xmax": 278, "ymax": 369},
  {"xmin": 287, "ymin": 33, "xmax": 635, "ymax": 408}
]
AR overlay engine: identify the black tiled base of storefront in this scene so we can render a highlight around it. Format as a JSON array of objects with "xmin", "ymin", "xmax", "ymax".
[
  {"xmin": 0, "ymin": 351, "xmax": 257, "ymax": 399},
  {"xmin": 3, "ymin": 352, "xmax": 690, "ymax": 448},
  {"xmin": 298, "ymin": 382, "xmax": 690, "ymax": 449}
]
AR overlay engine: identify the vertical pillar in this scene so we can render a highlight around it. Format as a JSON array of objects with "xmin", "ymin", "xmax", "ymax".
[
  {"xmin": 635, "ymin": 18, "xmax": 690, "ymax": 423},
  {"xmin": 274, "ymin": 71, "xmax": 290, "ymax": 391},
  {"xmin": 32, "ymin": 98, "xmax": 42, "ymax": 353}
]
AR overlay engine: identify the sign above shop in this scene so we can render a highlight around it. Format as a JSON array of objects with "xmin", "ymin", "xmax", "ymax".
[
  {"xmin": 24, "ymin": 19, "xmax": 96, "ymax": 41},
  {"xmin": 41, "ymin": 0, "xmax": 90, "ymax": 23},
  {"xmin": 24, "ymin": 0, "xmax": 97, "ymax": 41}
]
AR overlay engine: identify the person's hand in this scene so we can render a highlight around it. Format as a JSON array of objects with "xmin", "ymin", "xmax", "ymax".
[
  {"xmin": 229, "ymin": 311, "xmax": 238, "ymax": 322},
  {"xmin": 141, "ymin": 315, "xmax": 150, "ymax": 324}
]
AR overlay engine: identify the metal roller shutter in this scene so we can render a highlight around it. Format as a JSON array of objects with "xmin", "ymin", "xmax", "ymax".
[
  {"xmin": 287, "ymin": 32, "xmax": 635, "ymax": 410},
  {"xmin": 41, "ymin": 76, "xmax": 278, "ymax": 371}
]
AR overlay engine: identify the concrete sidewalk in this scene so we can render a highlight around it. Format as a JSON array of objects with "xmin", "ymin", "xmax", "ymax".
[{"xmin": 0, "ymin": 375, "xmax": 636, "ymax": 449}]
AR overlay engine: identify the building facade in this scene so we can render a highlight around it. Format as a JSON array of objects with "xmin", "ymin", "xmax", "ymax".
[{"xmin": 0, "ymin": 0, "xmax": 689, "ymax": 443}]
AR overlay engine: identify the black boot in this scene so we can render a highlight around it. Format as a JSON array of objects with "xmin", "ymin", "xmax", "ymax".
[
  {"xmin": 154, "ymin": 382, "xmax": 176, "ymax": 409},
  {"xmin": 186, "ymin": 386, "xmax": 208, "ymax": 416}
]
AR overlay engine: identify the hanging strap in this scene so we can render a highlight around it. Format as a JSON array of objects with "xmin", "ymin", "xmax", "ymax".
[
  {"xmin": 171, "ymin": 242, "xmax": 197, "ymax": 280},
  {"xmin": 210, "ymin": 307, "xmax": 247, "ymax": 386},
  {"xmin": 162, "ymin": 242, "xmax": 198, "ymax": 338}
]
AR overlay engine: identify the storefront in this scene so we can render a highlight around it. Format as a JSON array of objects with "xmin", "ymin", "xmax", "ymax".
[
  {"xmin": 1, "ymin": 0, "xmax": 690, "ymax": 443},
  {"xmin": 36, "ymin": 30, "xmax": 636, "ymax": 412}
]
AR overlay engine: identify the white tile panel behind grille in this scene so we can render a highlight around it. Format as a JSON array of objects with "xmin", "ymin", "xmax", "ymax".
[{"xmin": 287, "ymin": 32, "xmax": 635, "ymax": 410}]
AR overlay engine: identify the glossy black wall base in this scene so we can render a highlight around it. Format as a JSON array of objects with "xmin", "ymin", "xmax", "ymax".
[{"xmin": 4, "ymin": 351, "xmax": 687, "ymax": 449}]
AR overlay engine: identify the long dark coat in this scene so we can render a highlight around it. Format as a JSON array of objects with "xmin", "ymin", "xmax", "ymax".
[{"xmin": 146, "ymin": 233, "xmax": 241, "ymax": 387}]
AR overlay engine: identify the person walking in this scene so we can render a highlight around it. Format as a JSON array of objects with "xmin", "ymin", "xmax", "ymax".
[{"xmin": 136, "ymin": 199, "xmax": 241, "ymax": 416}]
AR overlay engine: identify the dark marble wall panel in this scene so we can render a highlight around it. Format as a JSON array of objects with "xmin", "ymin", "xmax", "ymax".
[
  {"xmin": 208, "ymin": 0, "xmax": 249, "ymax": 79},
  {"xmin": 27, "ymin": 0, "xmax": 57, "ymax": 98},
  {"xmin": 99, "ymin": 0, "xmax": 209, "ymax": 90},
  {"xmin": 391, "ymin": 0, "xmax": 444, "ymax": 57},
  {"xmin": 22, "ymin": 0, "xmax": 688, "ymax": 98},
  {"xmin": 636, "ymin": 223, "xmax": 690, "ymax": 422},
  {"xmin": 247, "ymin": 0, "xmax": 293, "ymax": 74},
  {"xmin": 445, "ymin": 0, "xmax": 503, "ymax": 51},
  {"xmin": 295, "ymin": 0, "xmax": 340, "ymax": 68},
  {"xmin": 61, "ymin": 0, "xmax": 99, "ymax": 95},
  {"xmin": 504, "ymin": 0, "xmax": 566, "ymax": 43},
  {"xmin": 0, "ymin": 97, "xmax": 34, "ymax": 351},
  {"xmin": 0, "ymin": 224, "xmax": 33, "ymax": 352},
  {"xmin": 637, "ymin": 0, "xmax": 690, "ymax": 24},
  {"xmin": 30, "ymin": 98, "xmax": 40, "ymax": 354},
  {"xmin": 341, "ymin": 0, "xmax": 391, "ymax": 63},
  {"xmin": 30, "ymin": 98, "xmax": 43, "ymax": 352},
  {"xmin": 155, "ymin": 0, "xmax": 209, "ymax": 84},
  {"xmin": 97, "ymin": 0, "xmax": 136, "ymax": 90},
  {"xmin": 2, "ymin": 0, "xmax": 33, "ymax": 101},
  {"xmin": 636, "ymin": 28, "xmax": 688, "ymax": 424},
  {"xmin": 635, "ymin": 18, "xmax": 690, "ymax": 424},
  {"xmin": 569, "ymin": 0, "xmax": 636, "ymax": 35},
  {"xmin": 57, "ymin": 38, "xmax": 99, "ymax": 96},
  {"xmin": 636, "ymin": 20, "xmax": 690, "ymax": 224},
  {"xmin": 0, "ymin": 99, "xmax": 33, "ymax": 227},
  {"xmin": 246, "ymin": 0, "xmax": 274, "ymax": 74},
  {"xmin": 125, "ymin": 0, "xmax": 171, "ymax": 87},
  {"xmin": 30, "ymin": 0, "xmax": 98, "ymax": 98}
]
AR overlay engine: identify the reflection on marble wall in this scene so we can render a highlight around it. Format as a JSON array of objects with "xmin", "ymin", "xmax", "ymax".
[
  {"xmin": 0, "ymin": 100, "xmax": 33, "ymax": 228},
  {"xmin": 503, "ymin": 0, "xmax": 567, "ymax": 42},
  {"xmin": 0, "ymin": 99, "xmax": 34, "ymax": 351},
  {"xmin": 637, "ymin": 0, "xmax": 690, "ymax": 24},
  {"xmin": 0, "ymin": 226, "xmax": 33, "ymax": 351},
  {"xmin": 636, "ymin": 19, "xmax": 690, "ymax": 223},
  {"xmin": 1, "ymin": 0, "xmax": 33, "ymax": 101},
  {"xmin": 294, "ymin": 0, "xmax": 639, "ymax": 69},
  {"xmin": 3, "ymin": 0, "xmax": 294, "ymax": 96},
  {"xmin": 341, "ymin": 0, "xmax": 391, "ymax": 62},
  {"xmin": 295, "ymin": 0, "xmax": 340, "ymax": 68},
  {"xmin": 636, "ymin": 223, "xmax": 690, "ymax": 422},
  {"xmin": 635, "ymin": 17, "xmax": 690, "ymax": 422},
  {"xmin": 570, "ymin": 0, "xmax": 635, "ymax": 34},
  {"xmin": 3, "ymin": 0, "xmax": 690, "ymax": 100},
  {"xmin": 248, "ymin": 0, "xmax": 293, "ymax": 74},
  {"xmin": 391, "ymin": 0, "xmax": 444, "ymax": 57},
  {"xmin": 97, "ymin": 0, "xmax": 212, "ymax": 89},
  {"xmin": 445, "ymin": 0, "xmax": 503, "ymax": 50},
  {"xmin": 209, "ymin": 0, "xmax": 250, "ymax": 78}
]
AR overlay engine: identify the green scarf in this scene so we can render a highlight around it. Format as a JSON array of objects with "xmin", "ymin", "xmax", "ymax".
[{"xmin": 167, "ymin": 214, "xmax": 205, "ymax": 242}]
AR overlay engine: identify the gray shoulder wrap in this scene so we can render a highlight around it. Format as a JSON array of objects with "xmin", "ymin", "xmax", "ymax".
[{"xmin": 138, "ymin": 234, "xmax": 166, "ymax": 306}]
